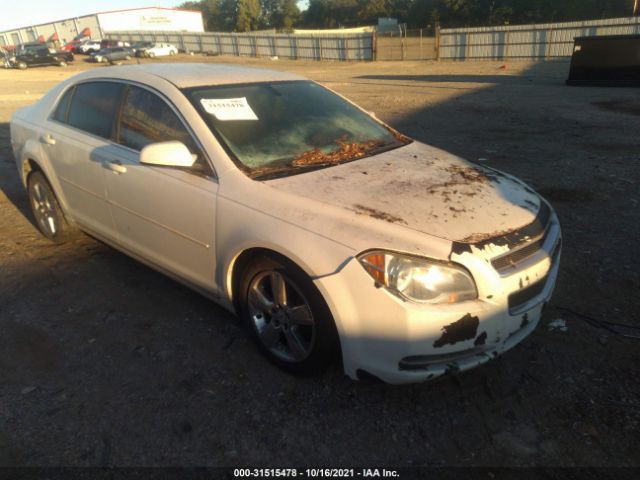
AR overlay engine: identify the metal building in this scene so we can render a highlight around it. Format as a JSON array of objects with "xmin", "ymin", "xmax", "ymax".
[{"xmin": 0, "ymin": 7, "xmax": 204, "ymax": 48}]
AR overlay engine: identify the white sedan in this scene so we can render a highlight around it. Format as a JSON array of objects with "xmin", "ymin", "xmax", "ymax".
[
  {"xmin": 9, "ymin": 64, "xmax": 561, "ymax": 384},
  {"xmin": 78, "ymin": 40, "xmax": 102, "ymax": 54},
  {"xmin": 138, "ymin": 42, "xmax": 178, "ymax": 57}
]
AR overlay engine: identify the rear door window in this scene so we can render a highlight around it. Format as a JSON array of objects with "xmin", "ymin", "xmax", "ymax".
[{"xmin": 66, "ymin": 82, "xmax": 124, "ymax": 139}]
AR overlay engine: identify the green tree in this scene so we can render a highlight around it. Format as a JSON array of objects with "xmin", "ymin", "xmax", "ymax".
[
  {"xmin": 236, "ymin": 0, "xmax": 262, "ymax": 31},
  {"xmin": 356, "ymin": 0, "xmax": 388, "ymax": 24},
  {"xmin": 262, "ymin": 0, "xmax": 301, "ymax": 29},
  {"xmin": 182, "ymin": 0, "xmax": 635, "ymax": 31}
]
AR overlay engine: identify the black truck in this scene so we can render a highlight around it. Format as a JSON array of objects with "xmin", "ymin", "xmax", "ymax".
[{"xmin": 11, "ymin": 44, "xmax": 74, "ymax": 70}]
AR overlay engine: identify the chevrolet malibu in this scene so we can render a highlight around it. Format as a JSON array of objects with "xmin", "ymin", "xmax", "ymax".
[{"xmin": 10, "ymin": 64, "xmax": 561, "ymax": 384}]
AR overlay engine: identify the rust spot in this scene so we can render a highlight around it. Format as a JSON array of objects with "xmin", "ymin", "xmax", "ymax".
[
  {"xmin": 352, "ymin": 204, "xmax": 407, "ymax": 224},
  {"xmin": 474, "ymin": 331, "xmax": 488, "ymax": 346},
  {"xmin": 433, "ymin": 313, "xmax": 480, "ymax": 348},
  {"xmin": 446, "ymin": 165, "xmax": 496, "ymax": 183},
  {"xmin": 426, "ymin": 165, "xmax": 497, "ymax": 195}
]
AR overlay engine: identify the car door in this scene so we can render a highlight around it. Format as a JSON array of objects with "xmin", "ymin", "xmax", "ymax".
[
  {"xmin": 28, "ymin": 48, "xmax": 46, "ymax": 65},
  {"xmin": 23, "ymin": 49, "xmax": 41, "ymax": 66},
  {"xmin": 103, "ymin": 84, "xmax": 218, "ymax": 291},
  {"xmin": 44, "ymin": 81, "xmax": 123, "ymax": 242}
]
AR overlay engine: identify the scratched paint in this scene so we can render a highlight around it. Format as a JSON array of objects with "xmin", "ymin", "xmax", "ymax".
[{"xmin": 433, "ymin": 313, "xmax": 480, "ymax": 348}]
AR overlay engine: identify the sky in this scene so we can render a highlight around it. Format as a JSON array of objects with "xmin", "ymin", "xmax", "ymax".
[{"xmin": 0, "ymin": 1, "xmax": 311, "ymax": 32}]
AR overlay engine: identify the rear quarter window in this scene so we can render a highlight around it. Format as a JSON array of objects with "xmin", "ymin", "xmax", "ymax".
[{"xmin": 52, "ymin": 87, "xmax": 74, "ymax": 123}]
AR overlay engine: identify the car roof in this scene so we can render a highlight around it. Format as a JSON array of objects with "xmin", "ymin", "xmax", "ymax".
[{"xmin": 69, "ymin": 63, "xmax": 305, "ymax": 89}]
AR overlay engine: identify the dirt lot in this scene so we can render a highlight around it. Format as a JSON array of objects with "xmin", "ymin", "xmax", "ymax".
[{"xmin": 0, "ymin": 54, "xmax": 639, "ymax": 468}]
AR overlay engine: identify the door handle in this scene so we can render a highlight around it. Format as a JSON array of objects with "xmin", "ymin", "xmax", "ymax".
[
  {"xmin": 41, "ymin": 134, "xmax": 56, "ymax": 145},
  {"xmin": 104, "ymin": 160, "xmax": 127, "ymax": 174}
]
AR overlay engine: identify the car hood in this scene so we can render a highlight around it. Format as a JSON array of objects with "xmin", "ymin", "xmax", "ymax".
[{"xmin": 267, "ymin": 141, "xmax": 541, "ymax": 244}]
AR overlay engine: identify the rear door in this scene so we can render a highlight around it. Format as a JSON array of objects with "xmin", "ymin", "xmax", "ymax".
[
  {"xmin": 44, "ymin": 81, "xmax": 124, "ymax": 241},
  {"xmin": 103, "ymin": 84, "xmax": 218, "ymax": 290}
]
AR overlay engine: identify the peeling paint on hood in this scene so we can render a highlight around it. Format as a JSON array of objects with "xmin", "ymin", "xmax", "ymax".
[{"xmin": 267, "ymin": 141, "xmax": 541, "ymax": 243}]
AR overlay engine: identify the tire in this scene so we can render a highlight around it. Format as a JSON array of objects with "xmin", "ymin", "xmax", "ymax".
[
  {"xmin": 27, "ymin": 171, "xmax": 78, "ymax": 243},
  {"xmin": 17, "ymin": 61, "xmax": 27, "ymax": 70},
  {"xmin": 125, "ymin": 55, "xmax": 131, "ymax": 60},
  {"xmin": 58, "ymin": 61, "xmax": 67, "ymax": 67},
  {"xmin": 169, "ymin": 50, "xmax": 176, "ymax": 56},
  {"xmin": 238, "ymin": 254, "xmax": 340, "ymax": 375},
  {"xmin": 149, "ymin": 52, "xmax": 155, "ymax": 58}
]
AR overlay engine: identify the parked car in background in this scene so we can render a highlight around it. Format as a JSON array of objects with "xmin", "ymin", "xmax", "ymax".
[
  {"xmin": 100, "ymin": 39, "xmax": 130, "ymax": 49},
  {"xmin": 9, "ymin": 64, "xmax": 561, "ymax": 384},
  {"xmin": 16, "ymin": 42, "xmax": 47, "ymax": 54},
  {"xmin": 90, "ymin": 47, "xmax": 133, "ymax": 63},
  {"xmin": 10, "ymin": 45, "xmax": 73, "ymax": 69},
  {"xmin": 61, "ymin": 40, "xmax": 82, "ymax": 52},
  {"xmin": 136, "ymin": 42, "xmax": 178, "ymax": 58},
  {"xmin": 78, "ymin": 40, "xmax": 102, "ymax": 54},
  {"xmin": 130, "ymin": 41, "xmax": 153, "ymax": 55}
]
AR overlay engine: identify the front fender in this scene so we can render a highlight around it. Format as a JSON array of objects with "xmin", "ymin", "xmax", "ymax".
[{"xmin": 216, "ymin": 194, "xmax": 356, "ymax": 304}]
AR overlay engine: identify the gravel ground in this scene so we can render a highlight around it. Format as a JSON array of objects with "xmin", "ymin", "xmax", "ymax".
[{"xmin": 0, "ymin": 55, "xmax": 639, "ymax": 468}]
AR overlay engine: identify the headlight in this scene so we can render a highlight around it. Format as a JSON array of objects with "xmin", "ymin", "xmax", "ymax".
[{"xmin": 358, "ymin": 250, "xmax": 477, "ymax": 304}]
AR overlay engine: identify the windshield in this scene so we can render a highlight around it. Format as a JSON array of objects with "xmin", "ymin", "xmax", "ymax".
[{"xmin": 183, "ymin": 81, "xmax": 409, "ymax": 179}]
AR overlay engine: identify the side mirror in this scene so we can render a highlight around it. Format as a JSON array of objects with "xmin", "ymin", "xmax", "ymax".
[{"xmin": 140, "ymin": 141, "xmax": 196, "ymax": 168}]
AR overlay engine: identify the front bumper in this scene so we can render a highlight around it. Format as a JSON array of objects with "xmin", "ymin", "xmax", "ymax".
[{"xmin": 314, "ymin": 213, "xmax": 561, "ymax": 385}]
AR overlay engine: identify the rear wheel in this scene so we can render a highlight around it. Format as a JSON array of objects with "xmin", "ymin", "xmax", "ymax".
[
  {"xmin": 27, "ymin": 171, "xmax": 78, "ymax": 243},
  {"xmin": 17, "ymin": 61, "xmax": 27, "ymax": 70},
  {"xmin": 239, "ymin": 255, "xmax": 340, "ymax": 375}
]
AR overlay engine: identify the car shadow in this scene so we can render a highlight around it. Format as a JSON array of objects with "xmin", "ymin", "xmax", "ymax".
[{"xmin": 0, "ymin": 122, "xmax": 35, "ymax": 225}]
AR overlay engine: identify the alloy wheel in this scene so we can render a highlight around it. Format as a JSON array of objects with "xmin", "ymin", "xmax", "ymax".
[
  {"xmin": 247, "ymin": 270, "xmax": 316, "ymax": 363},
  {"xmin": 30, "ymin": 180, "xmax": 58, "ymax": 236}
]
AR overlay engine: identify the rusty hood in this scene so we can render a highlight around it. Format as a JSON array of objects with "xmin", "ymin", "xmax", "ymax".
[{"xmin": 267, "ymin": 141, "xmax": 541, "ymax": 244}]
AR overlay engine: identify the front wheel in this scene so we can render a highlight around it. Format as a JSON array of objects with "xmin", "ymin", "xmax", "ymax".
[
  {"xmin": 27, "ymin": 171, "xmax": 79, "ymax": 243},
  {"xmin": 239, "ymin": 255, "xmax": 340, "ymax": 375},
  {"xmin": 17, "ymin": 61, "xmax": 27, "ymax": 70}
]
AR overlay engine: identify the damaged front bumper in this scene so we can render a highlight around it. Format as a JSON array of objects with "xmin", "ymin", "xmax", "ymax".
[{"xmin": 314, "ymin": 212, "xmax": 561, "ymax": 385}]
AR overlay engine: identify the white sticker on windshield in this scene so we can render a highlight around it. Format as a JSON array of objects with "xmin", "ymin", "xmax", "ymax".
[{"xmin": 200, "ymin": 97, "xmax": 258, "ymax": 121}]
